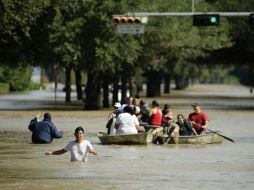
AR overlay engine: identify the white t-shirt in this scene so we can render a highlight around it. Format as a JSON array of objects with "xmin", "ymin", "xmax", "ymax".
[
  {"xmin": 64, "ymin": 140, "xmax": 94, "ymax": 162},
  {"xmin": 132, "ymin": 115, "xmax": 139, "ymax": 126},
  {"xmin": 115, "ymin": 113, "xmax": 138, "ymax": 135}
]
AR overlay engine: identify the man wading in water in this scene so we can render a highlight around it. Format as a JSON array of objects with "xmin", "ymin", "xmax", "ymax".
[{"xmin": 45, "ymin": 126, "xmax": 97, "ymax": 162}]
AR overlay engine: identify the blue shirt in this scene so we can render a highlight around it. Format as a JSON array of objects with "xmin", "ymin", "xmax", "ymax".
[{"xmin": 28, "ymin": 118, "xmax": 63, "ymax": 143}]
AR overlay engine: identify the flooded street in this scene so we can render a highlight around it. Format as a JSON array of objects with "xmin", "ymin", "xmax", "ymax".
[{"xmin": 0, "ymin": 84, "xmax": 254, "ymax": 190}]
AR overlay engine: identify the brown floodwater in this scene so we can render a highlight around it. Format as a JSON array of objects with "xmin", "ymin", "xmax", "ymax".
[{"xmin": 0, "ymin": 84, "xmax": 254, "ymax": 190}]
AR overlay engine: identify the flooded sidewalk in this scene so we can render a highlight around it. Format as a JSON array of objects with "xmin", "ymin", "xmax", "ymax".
[{"xmin": 0, "ymin": 84, "xmax": 253, "ymax": 110}]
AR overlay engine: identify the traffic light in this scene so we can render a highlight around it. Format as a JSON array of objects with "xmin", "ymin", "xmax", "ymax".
[
  {"xmin": 193, "ymin": 14, "xmax": 220, "ymax": 26},
  {"xmin": 112, "ymin": 16, "xmax": 148, "ymax": 25}
]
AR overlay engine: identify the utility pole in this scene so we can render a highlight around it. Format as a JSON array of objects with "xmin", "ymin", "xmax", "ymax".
[{"xmin": 192, "ymin": 0, "xmax": 195, "ymax": 13}]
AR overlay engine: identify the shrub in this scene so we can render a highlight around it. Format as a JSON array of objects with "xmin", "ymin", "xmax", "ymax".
[{"xmin": 0, "ymin": 83, "xmax": 9, "ymax": 94}]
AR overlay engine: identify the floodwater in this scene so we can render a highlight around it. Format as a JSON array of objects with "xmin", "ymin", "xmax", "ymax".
[{"xmin": 0, "ymin": 84, "xmax": 254, "ymax": 190}]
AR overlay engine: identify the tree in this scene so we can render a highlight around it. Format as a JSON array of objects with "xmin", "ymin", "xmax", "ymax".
[{"xmin": 0, "ymin": 0, "xmax": 50, "ymax": 65}]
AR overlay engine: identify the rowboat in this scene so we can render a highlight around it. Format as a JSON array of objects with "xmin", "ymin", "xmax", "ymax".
[
  {"xmin": 97, "ymin": 131, "xmax": 148, "ymax": 145},
  {"xmin": 145, "ymin": 125, "xmax": 224, "ymax": 144},
  {"xmin": 164, "ymin": 131, "xmax": 224, "ymax": 144},
  {"xmin": 98, "ymin": 130, "xmax": 224, "ymax": 145}
]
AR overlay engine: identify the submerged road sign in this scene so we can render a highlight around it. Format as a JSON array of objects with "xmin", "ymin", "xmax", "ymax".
[{"xmin": 117, "ymin": 24, "xmax": 144, "ymax": 34}]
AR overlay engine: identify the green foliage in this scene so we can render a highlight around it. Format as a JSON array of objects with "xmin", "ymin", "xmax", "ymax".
[
  {"xmin": 0, "ymin": 82, "xmax": 9, "ymax": 94},
  {"xmin": 217, "ymin": 0, "xmax": 254, "ymax": 86},
  {"xmin": 0, "ymin": 0, "xmax": 51, "ymax": 66},
  {"xmin": 29, "ymin": 81, "xmax": 45, "ymax": 90},
  {"xmin": 0, "ymin": 0, "xmax": 50, "ymax": 42},
  {"xmin": 0, "ymin": 65, "xmax": 32, "ymax": 91},
  {"xmin": 199, "ymin": 65, "xmax": 239, "ymax": 84},
  {"xmin": 0, "ymin": 0, "xmax": 252, "ymax": 97},
  {"xmin": 231, "ymin": 65, "xmax": 253, "ymax": 86}
]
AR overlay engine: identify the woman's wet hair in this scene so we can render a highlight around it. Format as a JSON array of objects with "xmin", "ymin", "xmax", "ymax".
[
  {"xmin": 75, "ymin": 126, "xmax": 84, "ymax": 134},
  {"xmin": 152, "ymin": 100, "xmax": 159, "ymax": 107}
]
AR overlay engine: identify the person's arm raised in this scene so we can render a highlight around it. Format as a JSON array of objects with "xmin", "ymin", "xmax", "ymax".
[{"xmin": 45, "ymin": 149, "xmax": 67, "ymax": 156}]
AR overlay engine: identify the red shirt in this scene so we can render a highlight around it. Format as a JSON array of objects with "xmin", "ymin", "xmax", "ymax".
[
  {"xmin": 188, "ymin": 112, "xmax": 209, "ymax": 134},
  {"xmin": 149, "ymin": 109, "xmax": 162, "ymax": 126}
]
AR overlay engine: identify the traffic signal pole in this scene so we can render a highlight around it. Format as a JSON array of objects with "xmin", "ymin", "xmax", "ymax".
[
  {"xmin": 113, "ymin": 12, "xmax": 254, "ymax": 32},
  {"xmin": 125, "ymin": 12, "xmax": 252, "ymax": 17}
]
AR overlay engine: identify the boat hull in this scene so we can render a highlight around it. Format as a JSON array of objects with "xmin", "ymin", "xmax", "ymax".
[
  {"xmin": 97, "ymin": 131, "xmax": 148, "ymax": 145},
  {"xmin": 146, "ymin": 125, "xmax": 224, "ymax": 144},
  {"xmin": 168, "ymin": 131, "xmax": 224, "ymax": 144}
]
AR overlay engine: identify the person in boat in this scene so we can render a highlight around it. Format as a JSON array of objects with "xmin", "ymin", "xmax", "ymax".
[
  {"xmin": 108, "ymin": 102, "xmax": 121, "ymax": 120},
  {"xmin": 45, "ymin": 126, "xmax": 97, "ymax": 162},
  {"xmin": 176, "ymin": 114, "xmax": 198, "ymax": 136},
  {"xmin": 133, "ymin": 95, "xmax": 141, "ymax": 107},
  {"xmin": 28, "ymin": 112, "xmax": 63, "ymax": 144},
  {"xmin": 132, "ymin": 105, "xmax": 145, "ymax": 133},
  {"xmin": 162, "ymin": 104, "xmax": 170, "ymax": 116},
  {"xmin": 138, "ymin": 100, "xmax": 150, "ymax": 126},
  {"xmin": 162, "ymin": 105, "xmax": 174, "ymax": 126},
  {"xmin": 114, "ymin": 105, "xmax": 138, "ymax": 135},
  {"xmin": 152, "ymin": 112, "xmax": 179, "ymax": 144},
  {"xmin": 133, "ymin": 96, "xmax": 144, "ymax": 126},
  {"xmin": 148, "ymin": 100, "xmax": 162, "ymax": 126},
  {"xmin": 106, "ymin": 102, "xmax": 121, "ymax": 135},
  {"xmin": 188, "ymin": 103, "xmax": 209, "ymax": 135}
]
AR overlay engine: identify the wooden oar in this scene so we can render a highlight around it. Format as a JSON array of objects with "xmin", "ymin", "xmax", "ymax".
[
  {"xmin": 207, "ymin": 129, "xmax": 235, "ymax": 143},
  {"xmin": 191, "ymin": 121, "xmax": 235, "ymax": 143}
]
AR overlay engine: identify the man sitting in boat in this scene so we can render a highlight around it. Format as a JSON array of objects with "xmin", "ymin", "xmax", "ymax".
[
  {"xmin": 131, "ymin": 105, "xmax": 145, "ymax": 133},
  {"xmin": 138, "ymin": 100, "xmax": 150, "ymax": 126},
  {"xmin": 188, "ymin": 103, "xmax": 209, "ymax": 135},
  {"xmin": 176, "ymin": 114, "xmax": 198, "ymax": 136},
  {"xmin": 114, "ymin": 105, "xmax": 138, "ymax": 135},
  {"xmin": 106, "ymin": 102, "xmax": 121, "ymax": 135},
  {"xmin": 151, "ymin": 112, "xmax": 179, "ymax": 144}
]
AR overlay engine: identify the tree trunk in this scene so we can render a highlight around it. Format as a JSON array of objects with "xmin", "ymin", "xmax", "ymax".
[
  {"xmin": 175, "ymin": 75, "xmax": 189, "ymax": 90},
  {"xmin": 129, "ymin": 76, "xmax": 137, "ymax": 97},
  {"xmin": 112, "ymin": 76, "xmax": 119, "ymax": 105},
  {"xmin": 65, "ymin": 65, "xmax": 72, "ymax": 102},
  {"xmin": 121, "ymin": 76, "xmax": 128, "ymax": 103},
  {"xmin": 84, "ymin": 72, "xmax": 101, "ymax": 110},
  {"xmin": 102, "ymin": 78, "xmax": 110, "ymax": 108},
  {"xmin": 164, "ymin": 73, "xmax": 171, "ymax": 94},
  {"xmin": 74, "ymin": 67, "xmax": 82, "ymax": 100},
  {"xmin": 146, "ymin": 70, "xmax": 162, "ymax": 97}
]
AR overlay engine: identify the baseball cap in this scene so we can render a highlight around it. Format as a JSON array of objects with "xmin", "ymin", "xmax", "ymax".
[
  {"xmin": 191, "ymin": 103, "xmax": 200, "ymax": 107},
  {"xmin": 114, "ymin": 102, "xmax": 121, "ymax": 108}
]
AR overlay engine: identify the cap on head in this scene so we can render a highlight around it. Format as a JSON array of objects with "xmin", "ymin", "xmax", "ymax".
[
  {"xmin": 114, "ymin": 102, "xmax": 121, "ymax": 108},
  {"xmin": 191, "ymin": 103, "xmax": 200, "ymax": 107}
]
